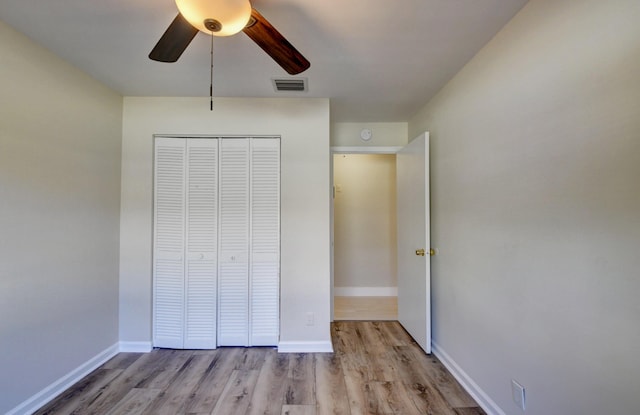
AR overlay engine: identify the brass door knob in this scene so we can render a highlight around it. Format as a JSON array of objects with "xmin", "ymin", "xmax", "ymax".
[{"xmin": 415, "ymin": 248, "xmax": 436, "ymax": 256}]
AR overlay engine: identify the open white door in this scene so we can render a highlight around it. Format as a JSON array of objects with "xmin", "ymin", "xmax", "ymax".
[{"xmin": 397, "ymin": 132, "xmax": 431, "ymax": 353}]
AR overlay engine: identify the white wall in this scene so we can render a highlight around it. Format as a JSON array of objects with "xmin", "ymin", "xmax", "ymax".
[
  {"xmin": 331, "ymin": 122, "xmax": 408, "ymax": 147},
  {"xmin": 409, "ymin": 0, "xmax": 640, "ymax": 414},
  {"xmin": 333, "ymin": 154, "xmax": 397, "ymax": 291},
  {"xmin": 0, "ymin": 21, "xmax": 122, "ymax": 414},
  {"xmin": 120, "ymin": 97, "xmax": 331, "ymax": 349}
]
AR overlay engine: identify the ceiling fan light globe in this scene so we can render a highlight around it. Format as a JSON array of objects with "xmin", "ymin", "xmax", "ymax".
[{"xmin": 175, "ymin": 0, "xmax": 252, "ymax": 36}]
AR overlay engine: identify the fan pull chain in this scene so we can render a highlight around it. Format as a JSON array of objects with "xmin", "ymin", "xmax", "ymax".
[{"xmin": 209, "ymin": 31, "xmax": 214, "ymax": 111}]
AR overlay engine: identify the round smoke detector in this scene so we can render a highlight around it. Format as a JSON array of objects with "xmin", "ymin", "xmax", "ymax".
[{"xmin": 360, "ymin": 128, "xmax": 372, "ymax": 141}]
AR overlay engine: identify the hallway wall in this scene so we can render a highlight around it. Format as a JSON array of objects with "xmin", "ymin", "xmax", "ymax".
[{"xmin": 333, "ymin": 154, "xmax": 397, "ymax": 294}]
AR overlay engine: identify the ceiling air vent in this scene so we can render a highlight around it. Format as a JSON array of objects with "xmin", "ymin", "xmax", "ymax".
[{"xmin": 272, "ymin": 78, "xmax": 307, "ymax": 92}]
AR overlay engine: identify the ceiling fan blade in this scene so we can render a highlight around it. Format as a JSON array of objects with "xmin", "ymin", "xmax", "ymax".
[
  {"xmin": 149, "ymin": 13, "xmax": 199, "ymax": 62},
  {"xmin": 243, "ymin": 8, "xmax": 310, "ymax": 75}
]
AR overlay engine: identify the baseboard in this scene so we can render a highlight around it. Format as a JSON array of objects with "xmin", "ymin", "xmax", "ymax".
[
  {"xmin": 334, "ymin": 286, "xmax": 397, "ymax": 296},
  {"xmin": 432, "ymin": 342, "xmax": 506, "ymax": 415},
  {"xmin": 119, "ymin": 341, "xmax": 153, "ymax": 353},
  {"xmin": 278, "ymin": 341, "xmax": 334, "ymax": 353},
  {"xmin": 7, "ymin": 343, "xmax": 120, "ymax": 415}
]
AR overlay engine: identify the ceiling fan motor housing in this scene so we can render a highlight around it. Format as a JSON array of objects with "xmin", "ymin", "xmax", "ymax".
[{"xmin": 204, "ymin": 18, "xmax": 222, "ymax": 32}]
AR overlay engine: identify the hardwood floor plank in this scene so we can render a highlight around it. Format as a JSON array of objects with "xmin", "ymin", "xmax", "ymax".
[
  {"xmin": 363, "ymin": 381, "xmax": 396, "ymax": 414},
  {"xmin": 454, "ymin": 407, "xmax": 488, "ymax": 415},
  {"xmin": 246, "ymin": 351, "xmax": 289, "ymax": 415},
  {"xmin": 388, "ymin": 345, "xmax": 457, "ymax": 415},
  {"xmin": 343, "ymin": 371, "xmax": 375, "ymax": 415},
  {"xmin": 284, "ymin": 353, "xmax": 316, "ymax": 405},
  {"xmin": 135, "ymin": 348, "xmax": 195, "ymax": 390},
  {"xmin": 104, "ymin": 388, "xmax": 161, "ymax": 415},
  {"xmin": 315, "ymin": 353, "xmax": 350, "ymax": 415},
  {"xmin": 404, "ymin": 345, "xmax": 478, "ymax": 409},
  {"xmin": 69, "ymin": 351, "xmax": 173, "ymax": 415},
  {"xmin": 235, "ymin": 347, "xmax": 270, "ymax": 370},
  {"xmin": 332, "ymin": 322, "xmax": 374, "ymax": 381},
  {"xmin": 34, "ymin": 368, "xmax": 123, "ymax": 415},
  {"xmin": 102, "ymin": 353, "xmax": 144, "ymax": 370},
  {"xmin": 210, "ymin": 369, "xmax": 260, "ymax": 415},
  {"xmin": 378, "ymin": 321, "xmax": 411, "ymax": 347},
  {"xmin": 367, "ymin": 381, "xmax": 421, "ymax": 415},
  {"xmin": 281, "ymin": 404, "xmax": 317, "ymax": 415},
  {"xmin": 185, "ymin": 348, "xmax": 242, "ymax": 413},
  {"xmin": 140, "ymin": 353, "xmax": 215, "ymax": 415},
  {"xmin": 334, "ymin": 296, "xmax": 397, "ymax": 321},
  {"xmin": 404, "ymin": 381, "xmax": 458, "ymax": 415},
  {"xmin": 363, "ymin": 321, "xmax": 397, "ymax": 348},
  {"xmin": 360, "ymin": 323, "xmax": 399, "ymax": 381}
]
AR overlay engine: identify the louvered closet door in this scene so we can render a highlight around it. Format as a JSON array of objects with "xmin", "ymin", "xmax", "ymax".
[
  {"xmin": 250, "ymin": 138, "xmax": 280, "ymax": 346},
  {"xmin": 154, "ymin": 136, "xmax": 279, "ymax": 349},
  {"xmin": 218, "ymin": 138, "xmax": 250, "ymax": 346},
  {"xmin": 153, "ymin": 138, "xmax": 186, "ymax": 349},
  {"xmin": 184, "ymin": 139, "xmax": 218, "ymax": 349}
]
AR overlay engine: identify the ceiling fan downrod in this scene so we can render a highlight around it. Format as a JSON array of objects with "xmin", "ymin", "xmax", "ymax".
[{"xmin": 209, "ymin": 30, "xmax": 214, "ymax": 111}]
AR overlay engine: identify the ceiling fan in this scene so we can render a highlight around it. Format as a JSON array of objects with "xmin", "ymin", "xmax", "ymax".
[{"xmin": 149, "ymin": 0, "xmax": 310, "ymax": 75}]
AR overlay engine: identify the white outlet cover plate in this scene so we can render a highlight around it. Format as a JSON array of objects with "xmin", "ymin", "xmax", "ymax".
[{"xmin": 511, "ymin": 379, "xmax": 526, "ymax": 410}]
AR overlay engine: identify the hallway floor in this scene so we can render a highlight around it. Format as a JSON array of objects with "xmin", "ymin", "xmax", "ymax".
[{"xmin": 334, "ymin": 296, "xmax": 398, "ymax": 320}]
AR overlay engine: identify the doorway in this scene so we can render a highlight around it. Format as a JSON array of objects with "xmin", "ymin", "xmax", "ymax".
[
  {"xmin": 331, "ymin": 133, "xmax": 431, "ymax": 351},
  {"xmin": 332, "ymin": 151, "xmax": 399, "ymax": 320}
]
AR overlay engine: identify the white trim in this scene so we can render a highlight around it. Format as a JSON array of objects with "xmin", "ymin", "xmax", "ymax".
[
  {"xmin": 278, "ymin": 341, "xmax": 334, "ymax": 353},
  {"xmin": 432, "ymin": 342, "xmax": 506, "ymax": 415},
  {"xmin": 155, "ymin": 134, "xmax": 280, "ymax": 140},
  {"xmin": 7, "ymin": 343, "xmax": 119, "ymax": 415},
  {"xmin": 334, "ymin": 286, "xmax": 398, "ymax": 297},
  {"xmin": 119, "ymin": 341, "xmax": 153, "ymax": 353},
  {"xmin": 330, "ymin": 146, "xmax": 403, "ymax": 154}
]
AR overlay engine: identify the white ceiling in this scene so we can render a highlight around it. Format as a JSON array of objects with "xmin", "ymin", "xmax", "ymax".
[{"xmin": 0, "ymin": 0, "xmax": 528, "ymax": 122}]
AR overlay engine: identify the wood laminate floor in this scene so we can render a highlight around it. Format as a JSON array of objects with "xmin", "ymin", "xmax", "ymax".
[
  {"xmin": 35, "ymin": 321, "xmax": 485, "ymax": 415},
  {"xmin": 334, "ymin": 296, "xmax": 398, "ymax": 321}
]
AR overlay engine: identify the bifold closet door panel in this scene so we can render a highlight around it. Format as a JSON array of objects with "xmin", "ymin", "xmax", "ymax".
[
  {"xmin": 218, "ymin": 138, "xmax": 250, "ymax": 346},
  {"xmin": 153, "ymin": 137, "xmax": 186, "ymax": 349},
  {"xmin": 184, "ymin": 139, "xmax": 218, "ymax": 349},
  {"xmin": 250, "ymin": 138, "xmax": 280, "ymax": 346}
]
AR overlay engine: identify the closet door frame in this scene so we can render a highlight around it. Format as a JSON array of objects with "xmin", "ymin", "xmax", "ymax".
[{"xmin": 152, "ymin": 135, "xmax": 281, "ymax": 349}]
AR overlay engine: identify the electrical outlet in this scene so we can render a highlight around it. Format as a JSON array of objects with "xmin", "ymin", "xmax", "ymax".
[
  {"xmin": 511, "ymin": 379, "xmax": 526, "ymax": 411},
  {"xmin": 305, "ymin": 312, "xmax": 315, "ymax": 326}
]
